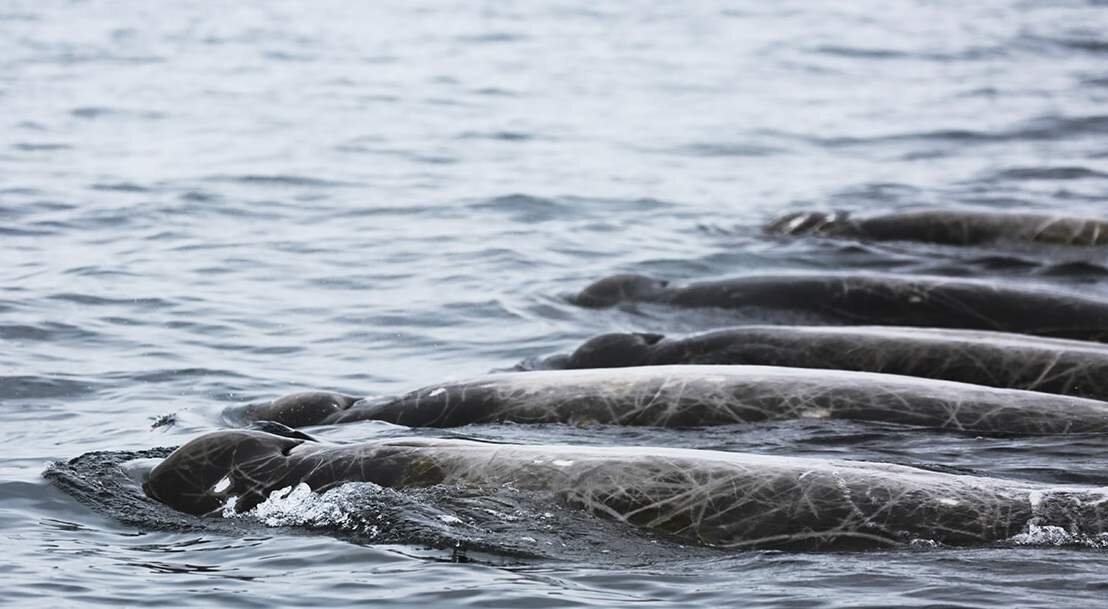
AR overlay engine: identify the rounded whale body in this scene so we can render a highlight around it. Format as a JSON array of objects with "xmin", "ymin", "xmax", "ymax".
[
  {"xmin": 533, "ymin": 325, "xmax": 1108, "ymax": 401},
  {"xmin": 227, "ymin": 365, "xmax": 1108, "ymax": 435},
  {"xmin": 573, "ymin": 272, "xmax": 1108, "ymax": 341},
  {"xmin": 765, "ymin": 208, "xmax": 1108, "ymax": 246},
  {"xmin": 144, "ymin": 430, "xmax": 1108, "ymax": 549}
]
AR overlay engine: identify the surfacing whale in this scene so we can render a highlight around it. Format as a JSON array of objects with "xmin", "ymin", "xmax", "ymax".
[
  {"xmin": 573, "ymin": 272, "xmax": 1108, "ymax": 341},
  {"xmin": 144, "ymin": 430, "xmax": 1108, "ymax": 549},
  {"xmin": 528, "ymin": 325, "xmax": 1108, "ymax": 401},
  {"xmin": 765, "ymin": 208, "xmax": 1108, "ymax": 246},
  {"xmin": 225, "ymin": 365, "xmax": 1108, "ymax": 435}
]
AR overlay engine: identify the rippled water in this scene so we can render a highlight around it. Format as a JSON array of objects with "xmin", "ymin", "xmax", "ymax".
[{"xmin": 4, "ymin": 1, "xmax": 1108, "ymax": 607}]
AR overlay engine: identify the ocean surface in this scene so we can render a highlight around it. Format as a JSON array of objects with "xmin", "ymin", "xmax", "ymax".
[{"xmin": 4, "ymin": 1, "xmax": 1108, "ymax": 607}]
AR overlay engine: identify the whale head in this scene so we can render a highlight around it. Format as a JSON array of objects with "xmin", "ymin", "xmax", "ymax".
[
  {"xmin": 575, "ymin": 274, "xmax": 670, "ymax": 307},
  {"xmin": 566, "ymin": 332, "xmax": 664, "ymax": 368},
  {"xmin": 143, "ymin": 430, "xmax": 304, "ymax": 516},
  {"xmin": 223, "ymin": 391, "xmax": 360, "ymax": 428}
]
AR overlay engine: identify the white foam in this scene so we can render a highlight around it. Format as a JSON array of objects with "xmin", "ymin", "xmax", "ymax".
[
  {"xmin": 1011, "ymin": 523, "xmax": 1074, "ymax": 546},
  {"xmin": 1010, "ymin": 523, "xmax": 1108, "ymax": 548},
  {"xmin": 223, "ymin": 483, "xmax": 385, "ymax": 535}
]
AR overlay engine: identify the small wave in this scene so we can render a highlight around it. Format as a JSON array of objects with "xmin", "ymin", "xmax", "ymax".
[
  {"xmin": 457, "ymin": 130, "xmax": 537, "ymax": 142},
  {"xmin": 812, "ymin": 44, "xmax": 1002, "ymax": 62},
  {"xmin": 205, "ymin": 174, "xmax": 354, "ymax": 188},
  {"xmin": 261, "ymin": 50, "xmax": 317, "ymax": 62},
  {"xmin": 679, "ymin": 142, "xmax": 785, "ymax": 158},
  {"xmin": 987, "ymin": 166, "xmax": 1108, "ymax": 181},
  {"xmin": 177, "ymin": 189, "xmax": 221, "ymax": 202},
  {"xmin": 11, "ymin": 142, "xmax": 71, "ymax": 152},
  {"xmin": 46, "ymin": 292, "xmax": 172, "ymax": 308},
  {"xmin": 810, "ymin": 114, "xmax": 1108, "ymax": 148},
  {"xmin": 1023, "ymin": 33, "xmax": 1108, "ymax": 55},
  {"xmin": 0, "ymin": 321, "xmax": 100, "ymax": 342},
  {"xmin": 0, "ymin": 375, "xmax": 100, "ymax": 400},
  {"xmin": 62, "ymin": 265, "xmax": 141, "ymax": 278},
  {"xmin": 90, "ymin": 182, "xmax": 150, "ymax": 192},
  {"xmin": 468, "ymin": 194, "xmax": 570, "ymax": 223},
  {"xmin": 455, "ymin": 32, "xmax": 526, "ymax": 44},
  {"xmin": 1017, "ymin": 114, "xmax": 1108, "ymax": 140},
  {"xmin": 0, "ymin": 226, "xmax": 56, "ymax": 237},
  {"xmin": 470, "ymin": 86, "xmax": 519, "ymax": 97},
  {"xmin": 70, "ymin": 106, "xmax": 165, "ymax": 120},
  {"xmin": 121, "ymin": 368, "xmax": 249, "ymax": 384}
]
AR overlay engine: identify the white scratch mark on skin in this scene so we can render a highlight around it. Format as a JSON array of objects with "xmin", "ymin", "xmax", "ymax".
[
  {"xmin": 213, "ymin": 475, "xmax": 232, "ymax": 493},
  {"xmin": 1029, "ymin": 490, "xmax": 1043, "ymax": 511},
  {"xmin": 428, "ymin": 388, "xmax": 445, "ymax": 398},
  {"xmin": 799, "ymin": 407, "xmax": 832, "ymax": 419}
]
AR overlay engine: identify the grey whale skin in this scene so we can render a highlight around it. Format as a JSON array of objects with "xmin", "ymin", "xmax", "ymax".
[
  {"xmin": 573, "ymin": 272, "xmax": 1108, "ymax": 341},
  {"xmin": 226, "ymin": 365, "xmax": 1108, "ymax": 434},
  {"xmin": 765, "ymin": 208, "xmax": 1108, "ymax": 246},
  {"xmin": 531, "ymin": 325, "xmax": 1108, "ymax": 401},
  {"xmin": 144, "ymin": 430, "xmax": 1108, "ymax": 549}
]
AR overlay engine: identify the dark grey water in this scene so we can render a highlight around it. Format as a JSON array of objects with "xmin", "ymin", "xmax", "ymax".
[{"xmin": 5, "ymin": 1, "xmax": 1108, "ymax": 606}]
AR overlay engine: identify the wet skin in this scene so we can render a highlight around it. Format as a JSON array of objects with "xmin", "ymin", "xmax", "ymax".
[
  {"xmin": 144, "ymin": 430, "xmax": 1108, "ymax": 549},
  {"xmin": 529, "ymin": 325, "xmax": 1108, "ymax": 401},
  {"xmin": 226, "ymin": 365, "xmax": 1108, "ymax": 435},
  {"xmin": 572, "ymin": 272, "xmax": 1108, "ymax": 341},
  {"xmin": 765, "ymin": 209, "xmax": 1108, "ymax": 246}
]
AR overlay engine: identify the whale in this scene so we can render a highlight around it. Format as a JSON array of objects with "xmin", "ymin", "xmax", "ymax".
[
  {"xmin": 527, "ymin": 325, "xmax": 1108, "ymax": 401},
  {"xmin": 573, "ymin": 272, "xmax": 1108, "ymax": 341},
  {"xmin": 765, "ymin": 208, "xmax": 1108, "ymax": 247},
  {"xmin": 225, "ymin": 365, "xmax": 1108, "ymax": 435},
  {"xmin": 143, "ymin": 430, "xmax": 1108, "ymax": 549}
]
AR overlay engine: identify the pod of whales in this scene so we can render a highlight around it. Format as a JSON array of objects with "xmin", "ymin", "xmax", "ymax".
[
  {"xmin": 144, "ymin": 430, "xmax": 1108, "ymax": 549},
  {"xmin": 573, "ymin": 272, "xmax": 1108, "ymax": 341},
  {"xmin": 226, "ymin": 365, "xmax": 1108, "ymax": 435},
  {"xmin": 765, "ymin": 208, "xmax": 1108, "ymax": 246},
  {"xmin": 63, "ymin": 207, "xmax": 1108, "ymax": 555},
  {"xmin": 531, "ymin": 325, "xmax": 1108, "ymax": 401}
]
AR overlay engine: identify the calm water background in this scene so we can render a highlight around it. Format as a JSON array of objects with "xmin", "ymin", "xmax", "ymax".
[{"xmin": 4, "ymin": 1, "xmax": 1108, "ymax": 607}]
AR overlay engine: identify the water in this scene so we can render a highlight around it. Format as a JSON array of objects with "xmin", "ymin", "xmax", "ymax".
[{"xmin": 3, "ymin": 0, "xmax": 1108, "ymax": 606}]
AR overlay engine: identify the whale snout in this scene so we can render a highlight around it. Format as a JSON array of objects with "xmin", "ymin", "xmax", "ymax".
[
  {"xmin": 574, "ymin": 274, "xmax": 670, "ymax": 308},
  {"xmin": 566, "ymin": 332, "xmax": 664, "ymax": 368},
  {"xmin": 225, "ymin": 391, "xmax": 360, "ymax": 428}
]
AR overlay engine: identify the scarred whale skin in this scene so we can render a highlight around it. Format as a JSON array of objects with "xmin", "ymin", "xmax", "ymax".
[
  {"xmin": 572, "ymin": 272, "xmax": 1108, "ymax": 341},
  {"xmin": 765, "ymin": 208, "xmax": 1108, "ymax": 246},
  {"xmin": 226, "ymin": 365, "xmax": 1108, "ymax": 434},
  {"xmin": 143, "ymin": 430, "xmax": 1108, "ymax": 549},
  {"xmin": 531, "ymin": 325, "xmax": 1108, "ymax": 401}
]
